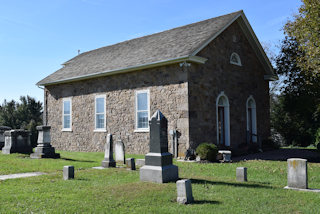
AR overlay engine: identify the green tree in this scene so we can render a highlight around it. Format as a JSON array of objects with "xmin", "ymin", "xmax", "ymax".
[
  {"xmin": 0, "ymin": 96, "xmax": 43, "ymax": 147},
  {"xmin": 284, "ymin": 0, "xmax": 320, "ymax": 73},
  {"xmin": 272, "ymin": 36, "xmax": 320, "ymax": 146}
]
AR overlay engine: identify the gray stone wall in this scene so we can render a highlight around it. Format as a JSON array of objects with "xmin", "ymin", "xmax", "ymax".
[
  {"xmin": 188, "ymin": 21, "xmax": 271, "ymax": 152},
  {"xmin": 45, "ymin": 64, "xmax": 189, "ymax": 155}
]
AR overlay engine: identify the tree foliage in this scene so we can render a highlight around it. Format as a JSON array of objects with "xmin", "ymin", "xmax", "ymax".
[
  {"xmin": 272, "ymin": 37, "xmax": 320, "ymax": 146},
  {"xmin": 0, "ymin": 96, "xmax": 43, "ymax": 147},
  {"xmin": 284, "ymin": 0, "xmax": 320, "ymax": 73}
]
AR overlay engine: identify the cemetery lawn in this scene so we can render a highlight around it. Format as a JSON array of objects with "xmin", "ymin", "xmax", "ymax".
[{"xmin": 0, "ymin": 151, "xmax": 320, "ymax": 213}]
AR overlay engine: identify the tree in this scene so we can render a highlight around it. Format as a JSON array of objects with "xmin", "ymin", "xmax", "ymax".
[
  {"xmin": 0, "ymin": 96, "xmax": 43, "ymax": 147},
  {"xmin": 272, "ymin": 36, "xmax": 320, "ymax": 146},
  {"xmin": 284, "ymin": 0, "xmax": 320, "ymax": 73}
]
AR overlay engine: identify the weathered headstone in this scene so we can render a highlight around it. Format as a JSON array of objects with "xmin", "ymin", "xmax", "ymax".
[
  {"xmin": 136, "ymin": 159, "xmax": 145, "ymax": 167},
  {"xmin": 63, "ymin": 166, "xmax": 74, "ymax": 180},
  {"xmin": 140, "ymin": 110, "xmax": 179, "ymax": 183},
  {"xmin": 0, "ymin": 126, "xmax": 11, "ymax": 149},
  {"xmin": 177, "ymin": 179, "xmax": 194, "ymax": 204},
  {"xmin": 2, "ymin": 130, "xmax": 32, "ymax": 154},
  {"xmin": 286, "ymin": 158, "xmax": 308, "ymax": 189},
  {"xmin": 126, "ymin": 158, "xmax": 136, "ymax": 170},
  {"xmin": 30, "ymin": 126, "xmax": 60, "ymax": 159},
  {"xmin": 236, "ymin": 167, "xmax": 247, "ymax": 182},
  {"xmin": 101, "ymin": 134, "xmax": 116, "ymax": 168},
  {"xmin": 115, "ymin": 139, "xmax": 125, "ymax": 164}
]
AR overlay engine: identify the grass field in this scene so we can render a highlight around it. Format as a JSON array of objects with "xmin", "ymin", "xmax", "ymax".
[{"xmin": 0, "ymin": 150, "xmax": 320, "ymax": 213}]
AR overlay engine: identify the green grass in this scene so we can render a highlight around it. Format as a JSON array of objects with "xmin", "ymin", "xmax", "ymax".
[{"xmin": 0, "ymin": 151, "xmax": 320, "ymax": 213}]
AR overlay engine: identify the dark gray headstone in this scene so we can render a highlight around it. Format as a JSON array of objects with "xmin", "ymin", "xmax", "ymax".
[
  {"xmin": 101, "ymin": 134, "xmax": 116, "ymax": 168},
  {"xmin": 30, "ymin": 126, "xmax": 60, "ymax": 159},
  {"xmin": 126, "ymin": 158, "xmax": 136, "ymax": 170},
  {"xmin": 2, "ymin": 130, "xmax": 32, "ymax": 154},
  {"xmin": 140, "ymin": 110, "xmax": 179, "ymax": 183}
]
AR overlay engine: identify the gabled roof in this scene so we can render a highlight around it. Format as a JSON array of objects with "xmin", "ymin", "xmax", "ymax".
[{"xmin": 37, "ymin": 10, "xmax": 277, "ymax": 86}]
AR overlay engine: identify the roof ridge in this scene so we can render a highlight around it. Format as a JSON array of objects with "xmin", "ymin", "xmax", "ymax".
[{"xmin": 63, "ymin": 10, "xmax": 242, "ymax": 65}]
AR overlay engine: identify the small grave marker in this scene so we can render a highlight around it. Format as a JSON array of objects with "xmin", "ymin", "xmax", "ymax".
[
  {"xmin": 236, "ymin": 167, "xmax": 247, "ymax": 182},
  {"xmin": 177, "ymin": 179, "xmax": 194, "ymax": 204},
  {"xmin": 126, "ymin": 158, "xmax": 136, "ymax": 170},
  {"xmin": 63, "ymin": 166, "xmax": 74, "ymax": 180}
]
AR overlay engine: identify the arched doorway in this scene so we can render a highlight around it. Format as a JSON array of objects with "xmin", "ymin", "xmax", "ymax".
[
  {"xmin": 216, "ymin": 92, "xmax": 230, "ymax": 146},
  {"xmin": 246, "ymin": 96, "xmax": 257, "ymax": 143}
]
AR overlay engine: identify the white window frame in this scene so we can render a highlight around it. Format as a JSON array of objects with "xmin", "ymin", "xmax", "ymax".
[
  {"xmin": 94, "ymin": 94, "xmax": 106, "ymax": 132},
  {"xmin": 134, "ymin": 89, "xmax": 150, "ymax": 132},
  {"xmin": 230, "ymin": 52, "xmax": 242, "ymax": 66},
  {"xmin": 216, "ymin": 91, "xmax": 230, "ymax": 146},
  {"xmin": 246, "ymin": 95, "xmax": 257, "ymax": 143},
  {"xmin": 62, "ymin": 98, "xmax": 72, "ymax": 132}
]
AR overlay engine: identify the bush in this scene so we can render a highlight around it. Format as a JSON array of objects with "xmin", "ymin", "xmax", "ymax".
[
  {"xmin": 196, "ymin": 143, "xmax": 218, "ymax": 162},
  {"xmin": 315, "ymin": 128, "xmax": 320, "ymax": 151}
]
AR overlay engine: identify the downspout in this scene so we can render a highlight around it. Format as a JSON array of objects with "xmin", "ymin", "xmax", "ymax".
[{"xmin": 37, "ymin": 85, "xmax": 47, "ymax": 125}]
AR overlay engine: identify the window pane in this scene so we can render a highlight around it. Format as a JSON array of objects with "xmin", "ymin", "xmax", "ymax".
[
  {"xmin": 96, "ymin": 114, "xmax": 105, "ymax": 129},
  {"xmin": 137, "ymin": 93, "xmax": 148, "ymax": 111},
  {"xmin": 64, "ymin": 115, "xmax": 70, "ymax": 129},
  {"xmin": 64, "ymin": 101, "xmax": 70, "ymax": 114},
  {"xmin": 96, "ymin": 98, "xmax": 104, "ymax": 113},
  {"xmin": 137, "ymin": 111, "xmax": 148, "ymax": 129}
]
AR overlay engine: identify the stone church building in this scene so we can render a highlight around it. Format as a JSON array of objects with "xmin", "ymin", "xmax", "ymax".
[{"xmin": 37, "ymin": 10, "xmax": 277, "ymax": 156}]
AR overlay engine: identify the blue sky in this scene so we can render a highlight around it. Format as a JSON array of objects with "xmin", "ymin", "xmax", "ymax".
[{"xmin": 0, "ymin": 0, "xmax": 302, "ymax": 104}]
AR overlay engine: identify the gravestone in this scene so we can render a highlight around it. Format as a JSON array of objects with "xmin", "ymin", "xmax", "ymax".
[
  {"xmin": 2, "ymin": 130, "xmax": 32, "ymax": 154},
  {"xmin": 101, "ymin": 134, "xmax": 116, "ymax": 168},
  {"xmin": 30, "ymin": 126, "xmax": 60, "ymax": 159},
  {"xmin": 0, "ymin": 126, "xmax": 11, "ymax": 149},
  {"xmin": 140, "ymin": 110, "xmax": 179, "ymax": 183},
  {"xmin": 136, "ymin": 159, "xmax": 145, "ymax": 167},
  {"xmin": 63, "ymin": 166, "xmax": 74, "ymax": 180},
  {"xmin": 126, "ymin": 158, "xmax": 136, "ymax": 170},
  {"xmin": 286, "ymin": 158, "xmax": 308, "ymax": 189},
  {"xmin": 115, "ymin": 139, "xmax": 125, "ymax": 164},
  {"xmin": 169, "ymin": 129, "xmax": 178, "ymax": 158},
  {"xmin": 177, "ymin": 179, "xmax": 194, "ymax": 204},
  {"xmin": 236, "ymin": 167, "xmax": 247, "ymax": 182}
]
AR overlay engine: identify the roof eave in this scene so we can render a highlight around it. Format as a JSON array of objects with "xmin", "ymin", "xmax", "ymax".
[
  {"xmin": 37, "ymin": 55, "xmax": 208, "ymax": 86},
  {"xmin": 264, "ymin": 74, "xmax": 278, "ymax": 81}
]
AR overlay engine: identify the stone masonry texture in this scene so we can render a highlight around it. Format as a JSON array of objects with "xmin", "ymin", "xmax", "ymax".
[{"xmin": 45, "ymin": 21, "xmax": 270, "ymax": 155}]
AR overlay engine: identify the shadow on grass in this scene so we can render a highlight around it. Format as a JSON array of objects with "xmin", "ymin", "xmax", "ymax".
[
  {"xmin": 193, "ymin": 200, "xmax": 221, "ymax": 205},
  {"xmin": 190, "ymin": 178, "xmax": 272, "ymax": 189},
  {"xmin": 233, "ymin": 148, "xmax": 320, "ymax": 163},
  {"xmin": 60, "ymin": 157, "xmax": 95, "ymax": 163}
]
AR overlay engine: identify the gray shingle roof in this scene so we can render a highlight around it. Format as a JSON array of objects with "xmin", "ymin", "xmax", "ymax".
[{"xmin": 38, "ymin": 11, "xmax": 242, "ymax": 86}]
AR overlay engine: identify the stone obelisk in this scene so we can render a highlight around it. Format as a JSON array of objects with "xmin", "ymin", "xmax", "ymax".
[
  {"xmin": 101, "ymin": 134, "xmax": 116, "ymax": 168},
  {"xmin": 140, "ymin": 110, "xmax": 179, "ymax": 183}
]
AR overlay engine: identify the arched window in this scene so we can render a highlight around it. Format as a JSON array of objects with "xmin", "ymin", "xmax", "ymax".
[
  {"xmin": 216, "ymin": 92, "xmax": 230, "ymax": 146},
  {"xmin": 230, "ymin": 52, "xmax": 242, "ymax": 66},
  {"xmin": 246, "ymin": 96, "xmax": 257, "ymax": 143}
]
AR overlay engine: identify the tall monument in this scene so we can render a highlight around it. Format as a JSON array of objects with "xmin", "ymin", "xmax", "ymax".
[{"xmin": 140, "ymin": 110, "xmax": 179, "ymax": 183}]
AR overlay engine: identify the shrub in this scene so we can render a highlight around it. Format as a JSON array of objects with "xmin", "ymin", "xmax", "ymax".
[
  {"xmin": 196, "ymin": 143, "xmax": 218, "ymax": 162},
  {"xmin": 315, "ymin": 128, "xmax": 320, "ymax": 151}
]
